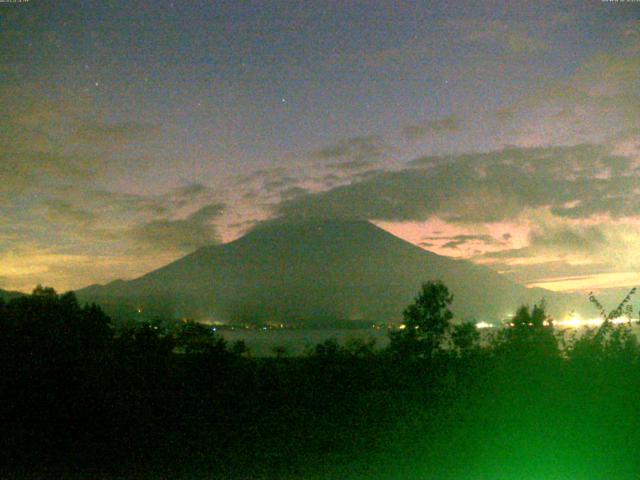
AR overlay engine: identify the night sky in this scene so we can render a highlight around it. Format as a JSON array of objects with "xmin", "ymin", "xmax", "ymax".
[{"xmin": 1, "ymin": 0, "xmax": 638, "ymax": 293}]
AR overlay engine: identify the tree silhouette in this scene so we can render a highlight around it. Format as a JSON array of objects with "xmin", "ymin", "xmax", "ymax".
[
  {"xmin": 174, "ymin": 321, "xmax": 228, "ymax": 355},
  {"xmin": 493, "ymin": 301, "xmax": 559, "ymax": 360},
  {"xmin": 451, "ymin": 321, "xmax": 481, "ymax": 357},
  {"xmin": 388, "ymin": 280, "xmax": 453, "ymax": 360},
  {"xmin": 568, "ymin": 288, "xmax": 639, "ymax": 365}
]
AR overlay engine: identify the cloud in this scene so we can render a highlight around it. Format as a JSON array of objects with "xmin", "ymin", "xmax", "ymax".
[
  {"xmin": 455, "ymin": 18, "xmax": 550, "ymax": 55},
  {"xmin": 471, "ymin": 212, "xmax": 640, "ymax": 291},
  {"xmin": 528, "ymin": 224, "xmax": 608, "ymax": 254},
  {"xmin": 276, "ymin": 143, "xmax": 637, "ymax": 224},
  {"xmin": 0, "ymin": 81, "xmax": 172, "ymax": 201},
  {"xmin": 43, "ymin": 200, "xmax": 96, "ymax": 226},
  {"xmin": 279, "ymin": 187, "xmax": 308, "ymax": 201},
  {"xmin": 0, "ymin": 179, "xmax": 224, "ymax": 291},
  {"xmin": 312, "ymin": 135, "xmax": 388, "ymax": 170},
  {"xmin": 0, "ymin": 85, "xmax": 96, "ymax": 195},
  {"xmin": 73, "ymin": 122, "xmax": 161, "ymax": 145},
  {"xmin": 271, "ymin": 140, "xmax": 640, "ymax": 292},
  {"xmin": 161, "ymin": 182, "xmax": 217, "ymax": 209},
  {"xmin": 438, "ymin": 234, "xmax": 502, "ymax": 250},
  {"xmin": 403, "ymin": 22, "xmax": 639, "ymax": 156},
  {"xmin": 128, "ymin": 202, "xmax": 225, "ymax": 253},
  {"xmin": 233, "ymin": 166, "xmax": 305, "ymax": 198},
  {"xmin": 403, "ymin": 116, "xmax": 462, "ymax": 141},
  {"xmin": 494, "ymin": 43, "xmax": 640, "ymax": 149},
  {"xmin": 187, "ymin": 202, "xmax": 225, "ymax": 223},
  {"xmin": 0, "ymin": 245, "xmax": 181, "ymax": 294}
]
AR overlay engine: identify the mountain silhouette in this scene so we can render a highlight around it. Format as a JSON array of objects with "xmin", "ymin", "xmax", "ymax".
[
  {"xmin": 0, "ymin": 288, "xmax": 24, "ymax": 302},
  {"xmin": 77, "ymin": 220, "xmax": 588, "ymax": 324}
]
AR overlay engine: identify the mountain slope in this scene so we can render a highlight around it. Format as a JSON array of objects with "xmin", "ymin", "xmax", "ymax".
[
  {"xmin": 77, "ymin": 220, "xmax": 588, "ymax": 323},
  {"xmin": 0, "ymin": 289, "xmax": 25, "ymax": 302}
]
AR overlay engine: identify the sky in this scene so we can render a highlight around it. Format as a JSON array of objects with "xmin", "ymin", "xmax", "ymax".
[{"xmin": 0, "ymin": 0, "xmax": 639, "ymax": 293}]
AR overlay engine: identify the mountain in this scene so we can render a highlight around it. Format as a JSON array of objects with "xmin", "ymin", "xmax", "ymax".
[
  {"xmin": 77, "ymin": 220, "xmax": 589, "ymax": 324},
  {"xmin": 0, "ymin": 288, "xmax": 25, "ymax": 302}
]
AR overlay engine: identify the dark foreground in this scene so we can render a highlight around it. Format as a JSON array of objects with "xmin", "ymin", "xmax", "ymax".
[{"xmin": 2, "ymin": 286, "xmax": 640, "ymax": 479}]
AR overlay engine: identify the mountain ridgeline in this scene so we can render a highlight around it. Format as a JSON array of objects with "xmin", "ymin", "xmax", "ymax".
[
  {"xmin": 77, "ymin": 220, "xmax": 587, "ymax": 325},
  {"xmin": 0, "ymin": 289, "xmax": 24, "ymax": 303}
]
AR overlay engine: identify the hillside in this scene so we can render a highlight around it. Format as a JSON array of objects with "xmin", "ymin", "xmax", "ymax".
[{"xmin": 78, "ymin": 220, "xmax": 589, "ymax": 324}]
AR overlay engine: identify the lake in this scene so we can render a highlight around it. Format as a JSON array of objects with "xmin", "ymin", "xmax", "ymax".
[
  {"xmin": 219, "ymin": 328, "xmax": 389, "ymax": 356},
  {"xmin": 218, "ymin": 321, "xmax": 640, "ymax": 357}
]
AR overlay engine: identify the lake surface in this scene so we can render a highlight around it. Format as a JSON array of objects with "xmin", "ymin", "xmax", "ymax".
[
  {"xmin": 218, "ymin": 322, "xmax": 640, "ymax": 357},
  {"xmin": 219, "ymin": 328, "xmax": 389, "ymax": 356}
]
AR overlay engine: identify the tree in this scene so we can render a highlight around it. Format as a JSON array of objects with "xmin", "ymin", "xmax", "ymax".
[
  {"xmin": 231, "ymin": 340, "xmax": 250, "ymax": 357},
  {"xmin": 451, "ymin": 321, "xmax": 481, "ymax": 357},
  {"xmin": 272, "ymin": 345, "xmax": 288, "ymax": 358},
  {"xmin": 568, "ymin": 288, "xmax": 639, "ymax": 365},
  {"xmin": 493, "ymin": 301, "xmax": 559, "ymax": 360},
  {"xmin": 174, "ymin": 321, "xmax": 228, "ymax": 355},
  {"xmin": 388, "ymin": 280, "xmax": 454, "ymax": 360}
]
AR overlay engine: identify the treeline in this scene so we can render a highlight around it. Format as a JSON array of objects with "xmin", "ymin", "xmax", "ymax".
[{"xmin": 2, "ymin": 283, "xmax": 640, "ymax": 479}]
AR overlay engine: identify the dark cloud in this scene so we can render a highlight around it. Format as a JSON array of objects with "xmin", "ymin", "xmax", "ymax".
[
  {"xmin": 0, "ymin": 84, "xmax": 162, "ymax": 197},
  {"xmin": 129, "ymin": 202, "xmax": 225, "ymax": 253},
  {"xmin": 403, "ymin": 116, "xmax": 462, "ymax": 141},
  {"xmin": 313, "ymin": 135, "xmax": 387, "ymax": 171},
  {"xmin": 418, "ymin": 234, "xmax": 503, "ymax": 250},
  {"xmin": 476, "ymin": 247, "xmax": 534, "ymax": 260},
  {"xmin": 186, "ymin": 202, "xmax": 225, "ymax": 223},
  {"xmin": 44, "ymin": 200, "xmax": 95, "ymax": 226},
  {"xmin": 163, "ymin": 182, "xmax": 216, "ymax": 208},
  {"xmin": 440, "ymin": 234, "xmax": 502, "ymax": 249},
  {"xmin": 233, "ymin": 167, "xmax": 303, "ymax": 198},
  {"xmin": 235, "ymin": 167, "xmax": 290, "ymax": 186},
  {"xmin": 0, "ymin": 87, "xmax": 90, "ymax": 194},
  {"xmin": 314, "ymin": 135, "xmax": 383, "ymax": 159},
  {"xmin": 528, "ymin": 224, "xmax": 608, "ymax": 254},
  {"xmin": 170, "ymin": 182, "xmax": 209, "ymax": 198},
  {"xmin": 275, "ymin": 144, "xmax": 638, "ymax": 224},
  {"xmin": 326, "ymin": 159, "xmax": 377, "ymax": 171}
]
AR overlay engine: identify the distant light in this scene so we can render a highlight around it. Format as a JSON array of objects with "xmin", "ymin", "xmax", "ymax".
[
  {"xmin": 476, "ymin": 321, "xmax": 493, "ymax": 329},
  {"xmin": 552, "ymin": 313, "xmax": 633, "ymax": 329}
]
